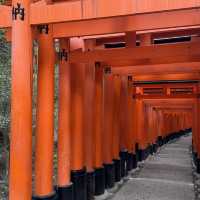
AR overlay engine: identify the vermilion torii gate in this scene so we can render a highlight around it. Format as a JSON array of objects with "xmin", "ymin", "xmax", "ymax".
[{"xmin": 0, "ymin": 1, "xmax": 200, "ymax": 200}]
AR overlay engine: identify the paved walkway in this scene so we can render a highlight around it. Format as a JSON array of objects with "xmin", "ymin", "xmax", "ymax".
[{"xmin": 112, "ymin": 135, "xmax": 194, "ymax": 200}]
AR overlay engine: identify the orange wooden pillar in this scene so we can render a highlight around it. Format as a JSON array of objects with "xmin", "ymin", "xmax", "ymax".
[
  {"xmin": 157, "ymin": 110, "xmax": 164, "ymax": 146},
  {"xmin": 126, "ymin": 76, "xmax": 138, "ymax": 170},
  {"xmin": 138, "ymin": 33, "xmax": 152, "ymax": 160},
  {"xmin": 83, "ymin": 62, "xmax": 95, "ymax": 199},
  {"xmin": 34, "ymin": 25, "xmax": 56, "ymax": 199},
  {"xmin": 195, "ymin": 84, "xmax": 200, "ymax": 170},
  {"xmin": 168, "ymin": 113, "xmax": 172, "ymax": 137},
  {"xmin": 132, "ymin": 85, "xmax": 139, "ymax": 162},
  {"xmin": 195, "ymin": 95, "xmax": 200, "ymax": 173},
  {"xmin": 151, "ymin": 108, "xmax": 157, "ymax": 144},
  {"xmin": 57, "ymin": 39, "xmax": 73, "ymax": 199},
  {"xmin": 152, "ymin": 108, "xmax": 159, "ymax": 152},
  {"xmin": 135, "ymin": 96, "xmax": 147, "ymax": 161},
  {"xmin": 125, "ymin": 31, "xmax": 136, "ymax": 47},
  {"xmin": 82, "ymin": 39, "xmax": 96, "ymax": 199},
  {"xmin": 140, "ymin": 33, "xmax": 152, "ymax": 46},
  {"xmin": 155, "ymin": 109, "xmax": 160, "ymax": 145},
  {"xmin": 127, "ymin": 76, "xmax": 134, "ymax": 153},
  {"xmin": 119, "ymin": 76, "xmax": 128, "ymax": 153},
  {"xmin": 70, "ymin": 61, "xmax": 87, "ymax": 200},
  {"xmin": 93, "ymin": 62, "xmax": 105, "ymax": 195},
  {"xmin": 9, "ymin": 0, "xmax": 33, "ymax": 198},
  {"xmin": 143, "ymin": 103, "xmax": 150, "ymax": 153},
  {"xmin": 112, "ymin": 74, "xmax": 122, "ymax": 182},
  {"xmin": 103, "ymin": 67, "xmax": 115, "ymax": 189},
  {"xmin": 135, "ymin": 33, "xmax": 151, "ymax": 157},
  {"xmin": 171, "ymin": 113, "xmax": 175, "ymax": 134},
  {"xmin": 148, "ymin": 106, "xmax": 156, "ymax": 153},
  {"xmin": 119, "ymin": 76, "xmax": 129, "ymax": 176},
  {"xmin": 178, "ymin": 113, "xmax": 182, "ymax": 133},
  {"xmin": 193, "ymin": 98, "xmax": 198, "ymax": 156},
  {"xmin": 112, "ymin": 75, "xmax": 121, "ymax": 161},
  {"xmin": 146, "ymin": 106, "xmax": 151, "ymax": 147}
]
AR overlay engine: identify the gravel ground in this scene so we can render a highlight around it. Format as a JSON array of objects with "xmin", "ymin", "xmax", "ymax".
[
  {"xmin": 193, "ymin": 156, "xmax": 200, "ymax": 199},
  {"xmin": 108, "ymin": 134, "xmax": 195, "ymax": 200},
  {"xmin": 0, "ymin": 134, "xmax": 197, "ymax": 200}
]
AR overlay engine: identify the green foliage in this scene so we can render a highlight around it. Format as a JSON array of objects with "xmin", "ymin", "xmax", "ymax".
[{"xmin": 0, "ymin": 30, "xmax": 11, "ymax": 133}]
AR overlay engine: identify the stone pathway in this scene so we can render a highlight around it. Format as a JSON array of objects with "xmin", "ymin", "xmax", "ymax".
[{"xmin": 111, "ymin": 135, "xmax": 194, "ymax": 200}]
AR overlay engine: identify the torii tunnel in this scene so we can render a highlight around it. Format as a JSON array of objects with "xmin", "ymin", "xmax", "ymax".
[{"xmin": 1, "ymin": 0, "xmax": 200, "ymax": 200}]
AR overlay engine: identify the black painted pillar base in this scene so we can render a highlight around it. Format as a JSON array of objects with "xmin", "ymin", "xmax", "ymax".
[
  {"xmin": 57, "ymin": 184, "xmax": 73, "ymax": 200},
  {"xmin": 193, "ymin": 152, "xmax": 198, "ymax": 166},
  {"xmin": 186, "ymin": 128, "xmax": 191, "ymax": 133},
  {"xmin": 113, "ymin": 159, "xmax": 121, "ymax": 182},
  {"xmin": 153, "ymin": 143, "xmax": 157, "ymax": 153},
  {"xmin": 149, "ymin": 144, "xmax": 154, "ymax": 155},
  {"xmin": 135, "ymin": 143, "xmax": 139, "ymax": 162},
  {"xmin": 71, "ymin": 168, "xmax": 87, "ymax": 200},
  {"xmin": 180, "ymin": 130, "xmax": 185, "ymax": 137},
  {"xmin": 162, "ymin": 137, "xmax": 166, "ymax": 144},
  {"xmin": 94, "ymin": 167, "xmax": 105, "ymax": 196},
  {"xmin": 87, "ymin": 171, "xmax": 95, "ymax": 200},
  {"xmin": 32, "ymin": 193, "xmax": 58, "ymax": 200},
  {"xmin": 132, "ymin": 154, "xmax": 137, "ymax": 169},
  {"xmin": 138, "ymin": 149, "xmax": 145, "ymax": 162},
  {"xmin": 104, "ymin": 163, "xmax": 115, "ymax": 189},
  {"xmin": 120, "ymin": 150, "xmax": 128, "ymax": 177},
  {"xmin": 157, "ymin": 136, "xmax": 163, "ymax": 147},
  {"xmin": 144, "ymin": 145, "xmax": 150, "ymax": 159},
  {"xmin": 197, "ymin": 159, "xmax": 200, "ymax": 174},
  {"xmin": 184, "ymin": 129, "xmax": 187, "ymax": 133},
  {"xmin": 127, "ymin": 152, "xmax": 134, "ymax": 171}
]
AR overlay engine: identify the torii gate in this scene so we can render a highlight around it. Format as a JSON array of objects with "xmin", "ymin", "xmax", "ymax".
[
  {"xmin": 1, "ymin": 1, "xmax": 200, "ymax": 200},
  {"xmin": 131, "ymin": 81, "xmax": 196, "ymax": 160}
]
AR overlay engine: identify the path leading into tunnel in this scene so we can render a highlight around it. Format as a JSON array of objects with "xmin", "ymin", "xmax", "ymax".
[{"xmin": 112, "ymin": 134, "xmax": 194, "ymax": 200}]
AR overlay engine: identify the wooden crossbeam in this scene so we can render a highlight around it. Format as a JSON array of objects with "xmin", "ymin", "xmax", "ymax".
[
  {"xmin": 53, "ymin": 8, "xmax": 200, "ymax": 38},
  {"xmin": 112, "ymin": 63, "xmax": 200, "ymax": 75},
  {"xmin": 94, "ymin": 28, "xmax": 200, "ymax": 46},
  {"xmin": 143, "ymin": 98, "xmax": 195, "ymax": 104},
  {"xmin": 1, "ymin": 6, "xmax": 200, "ymax": 39},
  {"xmin": 156, "ymin": 107, "xmax": 192, "ymax": 110},
  {"xmin": 133, "ymin": 73, "xmax": 200, "ymax": 82},
  {"xmin": 69, "ymin": 42, "xmax": 200, "ymax": 67}
]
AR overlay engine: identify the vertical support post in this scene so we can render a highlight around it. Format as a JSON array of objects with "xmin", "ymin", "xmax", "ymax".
[
  {"xmin": 9, "ymin": 0, "xmax": 33, "ymax": 199},
  {"xmin": 157, "ymin": 110, "xmax": 164, "ymax": 146},
  {"xmin": 135, "ymin": 97, "xmax": 146, "ymax": 161},
  {"xmin": 112, "ymin": 74, "xmax": 122, "ymax": 182},
  {"xmin": 132, "ymin": 85, "xmax": 139, "ymax": 165},
  {"xmin": 140, "ymin": 34, "xmax": 152, "ymax": 46},
  {"xmin": 70, "ymin": 61, "xmax": 86, "ymax": 200},
  {"xmin": 196, "ymin": 95, "xmax": 200, "ymax": 173},
  {"xmin": 119, "ymin": 76, "xmax": 129, "ymax": 177},
  {"xmin": 193, "ymin": 99, "xmax": 198, "ymax": 169},
  {"xmin": 57, "ymin": 39, "xmax": 73, "ymax": 200},
  {"xmin": 103, "ymin": 67, "xmax": 115, "ymax": 189},
  {"xmin": 34, "ymin": 25, "xmax": 56, "ymax": 199},
  {"xmin": 152, "ymin": 108, "xmax": 158, "ymax": 153},
  {"xmin": 136, "ymin": 33, "xmax": 151, "ymax": 155},
  {"xmin": 125, "ymin": 30, "xmax": 136, "ymax": 164},
  {"xmin": 125, "ymin": 31, "xmax": 136, "ymax": 48},
  {"xmin": 83, "ymin": 40, "xmax": 96, "ymax": 200},
  {"xmin": 83, "ymin": 63, "xmax": 95, "ymax": 200},
  {"xmin": 94, "ymin": 62, "xmax": 105, "ymax": 196},
  {"xmin": 126, "ymin": 76, "xmax": 137, "ymax": 170},
  {"xmin": 146, "ymin": 106, "xmax": 154, "ymax": 154}
]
